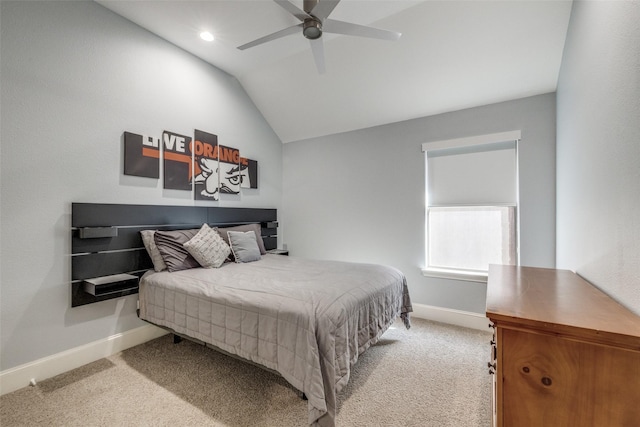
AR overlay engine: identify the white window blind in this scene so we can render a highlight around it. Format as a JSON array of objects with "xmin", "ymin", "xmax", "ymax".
[
  {"xmin": 422, "ymin": 131, "xmax": 520, "ymax": 281},
  {"xmin": 427, "ymin": 141, "xmax": 517, "ymax": 206}
]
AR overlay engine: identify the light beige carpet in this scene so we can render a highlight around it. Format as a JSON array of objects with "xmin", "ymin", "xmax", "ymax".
[{"xmin": 0, "ymin": 318, "xmax": 492, "ymax": 426}]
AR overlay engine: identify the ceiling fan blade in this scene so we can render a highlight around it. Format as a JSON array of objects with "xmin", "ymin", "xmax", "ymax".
[
  {"xmin": 309, "ymin": 0, "xmax": 340, "ymax": 21},
  {"xmin": 323, "ymin": 19, "xmax": 401, "ymax": 41},
  {"xmin": 273, "ymin": 0, "xmax": 308, "ymax": 21},
  {"xmin": 309, "ymin": 38, "xmax": 326, "ymax": 74},
  {"xmin": 237, "ymin": 24, "xmax": 302, "ymax": 50}
]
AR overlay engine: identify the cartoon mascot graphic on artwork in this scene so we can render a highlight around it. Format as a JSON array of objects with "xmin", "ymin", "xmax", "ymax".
[{"xmin": 193, "ymin": 156, "xmax": 220, "ymax": 200}]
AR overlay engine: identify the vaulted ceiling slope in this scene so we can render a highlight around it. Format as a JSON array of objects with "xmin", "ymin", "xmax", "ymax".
[{"xmin": 97, "ymin": 0, "xmax": 573, "ymax": 143}]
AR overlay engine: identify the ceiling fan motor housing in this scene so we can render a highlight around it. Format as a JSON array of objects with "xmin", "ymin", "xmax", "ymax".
[{"xmin": 303, "ymin": 18, "xmax": 322, "ymax": 39}]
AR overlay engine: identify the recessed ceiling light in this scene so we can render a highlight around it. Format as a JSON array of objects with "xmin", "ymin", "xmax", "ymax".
[{"xmin": 200, "ymin": 31, "xmax": 214, "ymax": 42}]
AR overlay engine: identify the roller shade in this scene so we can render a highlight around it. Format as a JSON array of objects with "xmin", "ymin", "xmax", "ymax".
[
  {"xmin": 426, "ymin": 139, "xmax": 517, "ymax": 206},
  {"xmin": 422, "ymin": 131, "xmax": 520, "ymax": 206}
]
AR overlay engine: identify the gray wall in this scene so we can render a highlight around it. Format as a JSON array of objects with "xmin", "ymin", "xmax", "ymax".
[
  {"xmin": 556, "ymin": 1, "xmax": 640, "ymax": 315},
  {"xmin": 283, "ymin": 93, "xmax": 556, "ymax": 313},
  {"xmin": 0, "ymin": 1, "xmax": 282, "ymax": 371}
]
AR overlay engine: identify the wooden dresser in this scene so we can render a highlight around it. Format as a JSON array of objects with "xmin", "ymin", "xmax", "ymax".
[{"xmin": 486, "ymin": 265, "xmax": 640, "ymax": 427}]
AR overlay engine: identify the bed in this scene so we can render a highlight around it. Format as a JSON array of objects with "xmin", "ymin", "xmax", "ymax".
[{"xmin": 71, "ymin": 203, "xmax": 412, "ymax": 427}]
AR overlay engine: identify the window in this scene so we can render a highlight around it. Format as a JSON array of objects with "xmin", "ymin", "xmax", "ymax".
[
  {"xmin": 422, "ymin": 131, "xmax": 520, "ymax": 281},
  {"xmin": 428, "ymin": 206, "xmax": 516, "ymax": 271}
]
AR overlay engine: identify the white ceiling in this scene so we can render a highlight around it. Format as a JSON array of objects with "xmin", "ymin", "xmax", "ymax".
[{"xmin": 97, "ymin": 0, "xmax": 573, "ymax": 143}]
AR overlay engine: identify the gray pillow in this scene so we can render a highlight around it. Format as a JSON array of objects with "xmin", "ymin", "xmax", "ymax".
[
  {"xmin": 140, "ymin": 230, "xmax": 167, "ymax": 272},
  {"xmin": 227, "ymin": 230, "xmax": 261, "ymax": 263},
  {"xmin": 217, "ymin": 223, "xmax": 266, "ymax": 255},
  {"xmin": 154, "ymin": 228, "xmax": 200, "ymax": 272}
]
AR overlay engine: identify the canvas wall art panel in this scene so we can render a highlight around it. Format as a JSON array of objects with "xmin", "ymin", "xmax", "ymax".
[
  {"xmin": 123, "ymin": 131, "xmax": 159, "ymax": 178},
  {"xmin": 193, "ymin": 129, "xmax": 219, "ymax": 201}
]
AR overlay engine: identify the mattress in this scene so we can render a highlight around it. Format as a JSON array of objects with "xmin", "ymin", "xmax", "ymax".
[{"xmin": 138, "ymin": 254, "xmax": 412, "ymax": 426}]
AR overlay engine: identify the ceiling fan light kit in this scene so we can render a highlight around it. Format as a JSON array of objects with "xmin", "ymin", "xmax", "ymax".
[
  {"xmin": 303, "ymin": 18, "xmax": 322, "ymax": 40},
  {"xmin": 237, "ymin": 0, "xmax": 401, "ymax": 73}
]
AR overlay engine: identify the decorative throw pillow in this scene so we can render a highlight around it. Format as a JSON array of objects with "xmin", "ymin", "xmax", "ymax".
[
  {"xmin": 140, "ymin": 230, "xmax": 167, "ymax": 272},
  {"xmin": 153, "ymin": 228, "xmax": 201, "ymax": 272},
  {"xmin": 183, "ymin": 224, "xmax": 231, "ymax": 268},
  {"xmin": 227, "ymin": 230, "xmax": 262, "ymax": 263},
  {"xmin": 217, "ymin": 223, "xmax": 266, "ymax": 261}
]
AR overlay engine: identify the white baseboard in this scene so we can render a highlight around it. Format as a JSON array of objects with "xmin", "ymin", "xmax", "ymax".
[
  {"xmin": 410, "ymin": 303, "xmax": 490, "ymax": 331},
  {"xmin": 0, "ymin": 324, "xmax": 168, "ymax": 396}
]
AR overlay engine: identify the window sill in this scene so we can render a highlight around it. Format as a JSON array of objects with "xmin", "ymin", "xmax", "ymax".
[{"xmin": 421, "ymin": 267, "xmax": 488, "ymax": 283}]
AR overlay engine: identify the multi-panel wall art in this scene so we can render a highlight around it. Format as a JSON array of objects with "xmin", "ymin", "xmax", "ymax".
[{"xmin": 124, "ymin": 129, "xmax": 258, "ymax": 201}]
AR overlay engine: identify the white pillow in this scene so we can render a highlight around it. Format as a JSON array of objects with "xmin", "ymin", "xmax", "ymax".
[
  {"xmin": 183, "ymin": 224, "xmax": 231, "ymax": 268},
  {"xmin": 140, "ymin": 230, "xmax": 167, "ymax": 272}
]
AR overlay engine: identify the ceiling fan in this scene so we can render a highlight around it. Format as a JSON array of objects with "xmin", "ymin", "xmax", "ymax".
[{"xmin": 237, "ymin": 0, "xmax": 402, "ymax": 74}]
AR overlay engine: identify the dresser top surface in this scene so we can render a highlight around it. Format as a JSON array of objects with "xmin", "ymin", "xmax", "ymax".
[{"xmin": 486, "ymin": 265, "xmax": 640, "ymax": 346}]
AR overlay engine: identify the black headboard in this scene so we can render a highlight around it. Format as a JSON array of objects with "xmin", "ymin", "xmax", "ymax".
[{"xmin": 71, "ymin": 203, "xmax": 277, "ymax": 307}]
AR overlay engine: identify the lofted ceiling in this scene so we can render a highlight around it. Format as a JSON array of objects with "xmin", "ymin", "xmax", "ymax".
[{"xmin": 96, "ymin": 0, "xmax": 573, "ymax": 143}]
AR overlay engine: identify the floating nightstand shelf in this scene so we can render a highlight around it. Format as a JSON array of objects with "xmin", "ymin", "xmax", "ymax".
[
  {"xmin": 83, "ymin": 273, "xmax": 138, "ymax": 296},
  {"xmin": 72, "ymin": 273, "xmax": 139, "ymax": 307}
]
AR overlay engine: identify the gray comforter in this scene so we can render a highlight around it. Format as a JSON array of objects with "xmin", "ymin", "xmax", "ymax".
[{"xmin": 138, "ymin": 254, "xmax": 412, "ymax": 426}]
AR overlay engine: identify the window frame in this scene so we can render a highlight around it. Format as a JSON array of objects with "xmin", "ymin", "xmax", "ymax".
[{"xmin": 421, "ymin": 131, "xmax": 521, "ymax": 282}]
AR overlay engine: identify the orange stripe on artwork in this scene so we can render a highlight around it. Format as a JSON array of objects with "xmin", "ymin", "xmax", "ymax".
[
  {"xmin": 142, "ymin": 147, "xmax": 160, "ymax": 158},
  {"xmin": 164, "ymin": 151, "xmax": 192, "ymax": 163}
]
